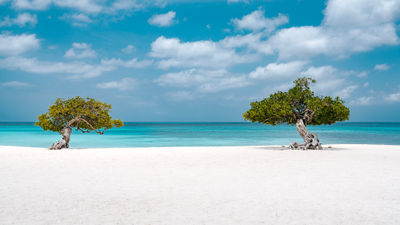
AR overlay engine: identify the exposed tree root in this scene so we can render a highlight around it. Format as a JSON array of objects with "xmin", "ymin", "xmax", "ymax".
[
  {"xmin": 289, "ymin": 119, "xmax": 322, "ymax": 150},
  {"xmin": 50, "ymin": 127, "xmax": 71, "ymax": 150}
]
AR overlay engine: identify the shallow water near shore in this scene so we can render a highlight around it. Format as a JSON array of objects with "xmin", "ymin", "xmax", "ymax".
[{"xmin": 0, "ymin": 122, "xmax": 399, "ymax": 148}]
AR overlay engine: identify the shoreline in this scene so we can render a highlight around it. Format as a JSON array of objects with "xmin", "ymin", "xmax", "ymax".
[
  {"xmin": 2, "ymin": 143, "xmax": 400, "ymax": 150},
  {"xmin": 1, "ymin": 144, "xmax": 400, "ymax": 225}
]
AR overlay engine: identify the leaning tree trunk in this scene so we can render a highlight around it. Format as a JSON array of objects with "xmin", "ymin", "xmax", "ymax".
[
  {"xmin": 289, "ymin": 119, "xmax": 322, "ymax": 150},
  {"xmin": 50, "ymin": 127, "xmax": 72, "ymax": 150},
  {"xmin": 48, "ymin": 117, "xmax": 100, "ymax": 150},
  {"xmin": 49, "ymin": 117, "xmax": 81, "ymax": 150}
]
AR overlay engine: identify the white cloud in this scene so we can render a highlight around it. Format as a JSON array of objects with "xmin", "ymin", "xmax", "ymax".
[
  {"xmin": 231, "ymin": 9, "xmax": 288, "ymax": 32},
  {"xmin": 101, "ymin": 57, "xmax": 152, "ymax": 68},
  {"xmin": 220, "ymin": 33, "xmax": 273, "ymax": 55},
  {"xmin": 156, "ymin": 68, "xmax": 252, "ymax": 93},
  {"xmin": 10, "ymin": 0, "xmax": 102, "ymax": 13},
  {"xmin": 70, "ymin": 13, "xmax": 92, "ymax": 23},
  {"xmin": 156, "ymin": 69, "xmax": 225, "ymax": 87},
  {"xmin": 301, "ymin": 66, "xmax": 358, "ymax": 99},
  {"xmin": 64, "ymin": 42, "xmax": 97, "ymax": 59},
  {"xmin": 222, "ymin": 1, "xmax": 399, "ymax": 60},
  {"xmin": 8, "ymin": 0, "xmax": 154, "ymax": 14},
  {"xmin": 124, "ymin": 58, "xmax": 152, "ymax": 68},
  {"xmin": 12, "ymin": 0, "xmax": 52, "ymax": 10},
  {"xmin": 265, "ymin": 0, "xmax": 400, "ymax": 60},
  {"xmin": 374, "ymin": 64, "xmax": 390, "ymax": 71},
  {"xmin": 121, "ymin": 45, "xmax": 135, "ymax": 53},
  {"xmin": 249, "ymin": 61, "xmax": 307, "ymax": 79},
  {"xmin": 2, "ymin": 81, "xmax": 30, "ymax": 87},
  {"xmin": 349, "ymin": 96, "xmax": 374, "ymax": 106},
  {"xmin": 59, "ymin": 13, "xmax": 92, "ymax": 26},
  {"xmin": 0, "ymin": 33, "xmax": 39, "ymax": 56},
  {"xmin": 96, "ymin": 78, "xmax": 136, "ymax": 91},
  {"xmin": 148, "ymin": 11, "xmax": 176, "ymax": 27},
  {"xmin": 357, "ymin": 71, "xmax": 368, "ymax": 78},
  {"xmin": 150, "ymin": 36, "xmax": 258, "ymax": 69},
  {"xmin": 227, "ymin": 0, "xmax": 248, "ymax": 3},
  {"xmin": 0, "ymin": 56, "xmax": 151, "ymax": 78},
  {"xmin": 0, "ymin": 56, "xmax": 112, "ymax": 78},
  {"xmin": 0, "ymin": 13, "xmax": 37, "ymax": 27},
  {"xmin": 252, "ymin": 63, "xmax": 359, "ymax": 99},
  {"xmin": 167, "ymin": 91, "xmax": 195, "ymax": 101},
  {"xmin": 335, "ymin": 85, "xmax": 358, "ymax": 99},
  {"xmin": 110, "ymin": 0, "xmax": 143, "ymax": 11},
  {"xmin": 267, "ymin": 82, "xmax": 295, "ymax": 93},
  {"xmin": 48, "ymin": 45, "xmax": 57, "ymax": 50},
  {"xmin": 322, "ymin": 0, "xmax": 400, "ymax": 28},
  {"xmin": 385, "ymin": 90, "xmax": 400, "ymax": 102},
  {"xmin": 199, "ymin": 75, "xmax": 251, "ymax": 93},
  {"xmin": 53, "ymin": 0, "xmax": 103, "ymax": 14},
  {"xmin": 267, "ymin": 26, "xmax": 329, "ymax": 59}
]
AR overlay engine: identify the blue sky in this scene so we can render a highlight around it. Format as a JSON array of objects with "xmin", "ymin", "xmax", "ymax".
[{"xmin": 0, "ymin": 0, "xmax": 399, "ymax": 122}]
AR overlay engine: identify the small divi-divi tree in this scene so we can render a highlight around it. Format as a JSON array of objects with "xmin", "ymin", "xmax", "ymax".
[
  {"xmin": 243, "ymin": 77, "xmax": 350, "ymax": 150},
  {"xmin": 35, "ymin": 97, "xmax": 123, "ymax": 150}
]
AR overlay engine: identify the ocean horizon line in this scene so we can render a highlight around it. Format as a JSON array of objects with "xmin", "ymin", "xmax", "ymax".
[
  {"xmin": 0, "ymin": 121, "xmax": 400, "ymax": 126},
  {"xmin": 2, "ymin": 121, "xmax": 400, "ymax": 124},
  {"xmin": 1, "ymin": 121, "xmax": 400, "ymax": 147}
]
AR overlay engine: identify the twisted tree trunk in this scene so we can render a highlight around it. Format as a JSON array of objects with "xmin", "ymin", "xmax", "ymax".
[
  {"xmin": 289, "ymin": 119, "xmax": 322, "ymax": 150},
  {"xmin": 50, "ymin": 127, "xmax": 72, "ymax": 150},
  {"xmin": 49, "ymin": 116, "xmax": 104, "ymax": 150},
  {"xmin": 49, "ymin": 117, "xmax": 81, "ymax": 150}
]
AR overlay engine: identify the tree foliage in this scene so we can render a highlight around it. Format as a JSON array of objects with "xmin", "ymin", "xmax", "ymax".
[
  {"xmin": 35, "ymin": 97, "xmax": 123, "ymax": 134},
  {"xmin": 243, "ymin": 77, "xmax": 350, "ymax": 125}
]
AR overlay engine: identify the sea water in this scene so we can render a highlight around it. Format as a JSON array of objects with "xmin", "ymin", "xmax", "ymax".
[{"xmin": 0, "ymin": 122, "xmax": 399, "ymax": 148}]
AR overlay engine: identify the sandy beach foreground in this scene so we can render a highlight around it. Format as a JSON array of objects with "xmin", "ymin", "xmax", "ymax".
[{"xmin": 1, "ymin": 145, "xmax": 400, "ymax": 225}]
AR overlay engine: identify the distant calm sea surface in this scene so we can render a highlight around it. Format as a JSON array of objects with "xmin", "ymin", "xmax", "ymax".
[{"xmin": 0, "ymin": 122, "xmax": 399, "ymax": 148}]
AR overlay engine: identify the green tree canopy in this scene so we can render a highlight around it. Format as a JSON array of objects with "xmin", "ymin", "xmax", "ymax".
[
  {"xmin": 35, "ymin": 96, "xmax": 123, "ymax": 134},
  {"xmin": 243, "ymin": 77, "xmax": 350, "ymax": 126}
]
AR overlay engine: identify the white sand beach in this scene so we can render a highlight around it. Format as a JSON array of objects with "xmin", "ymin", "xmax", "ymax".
[{"xmin": 1, "ymin": 145, "xmax": 400, "ymax": 225}]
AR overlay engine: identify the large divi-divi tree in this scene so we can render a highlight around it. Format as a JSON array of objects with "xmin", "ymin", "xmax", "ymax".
[
  {"xmin": 243, "ymin": 77, "xmax": 350, "ymax": 150},
  {"xmin": 35, "ymin": 97, "xmax": 123, "ymax": 150}
]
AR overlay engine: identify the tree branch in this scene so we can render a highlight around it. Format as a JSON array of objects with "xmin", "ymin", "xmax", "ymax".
[
  {"xmin": 303, "ymin": 108, "xmax": 315, "ymax": 124},
  {"xmin": 66, "ymin": 116, "xmax": 106, "ymax": 135},
  {"xmin": 76, "ymin": 127, "xmax": 91, "ymax": 133},
  {"xmin": 78, "ymin": 117, "xmax": 107, "ymax": 135},
  {"xmin": 67, "ymin": 117, "xmax": 80, "ymax": 127}
]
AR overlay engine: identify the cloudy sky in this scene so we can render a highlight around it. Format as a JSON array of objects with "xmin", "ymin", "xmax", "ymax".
[{"xmin": 0, "ymin": 0, "xmax": 399, "ymax": 122}]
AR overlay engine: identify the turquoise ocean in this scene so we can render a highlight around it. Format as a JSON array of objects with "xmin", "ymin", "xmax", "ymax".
[{"xmin": 0, "ymin": 122, "xmax": 399, "ymax": 148}]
